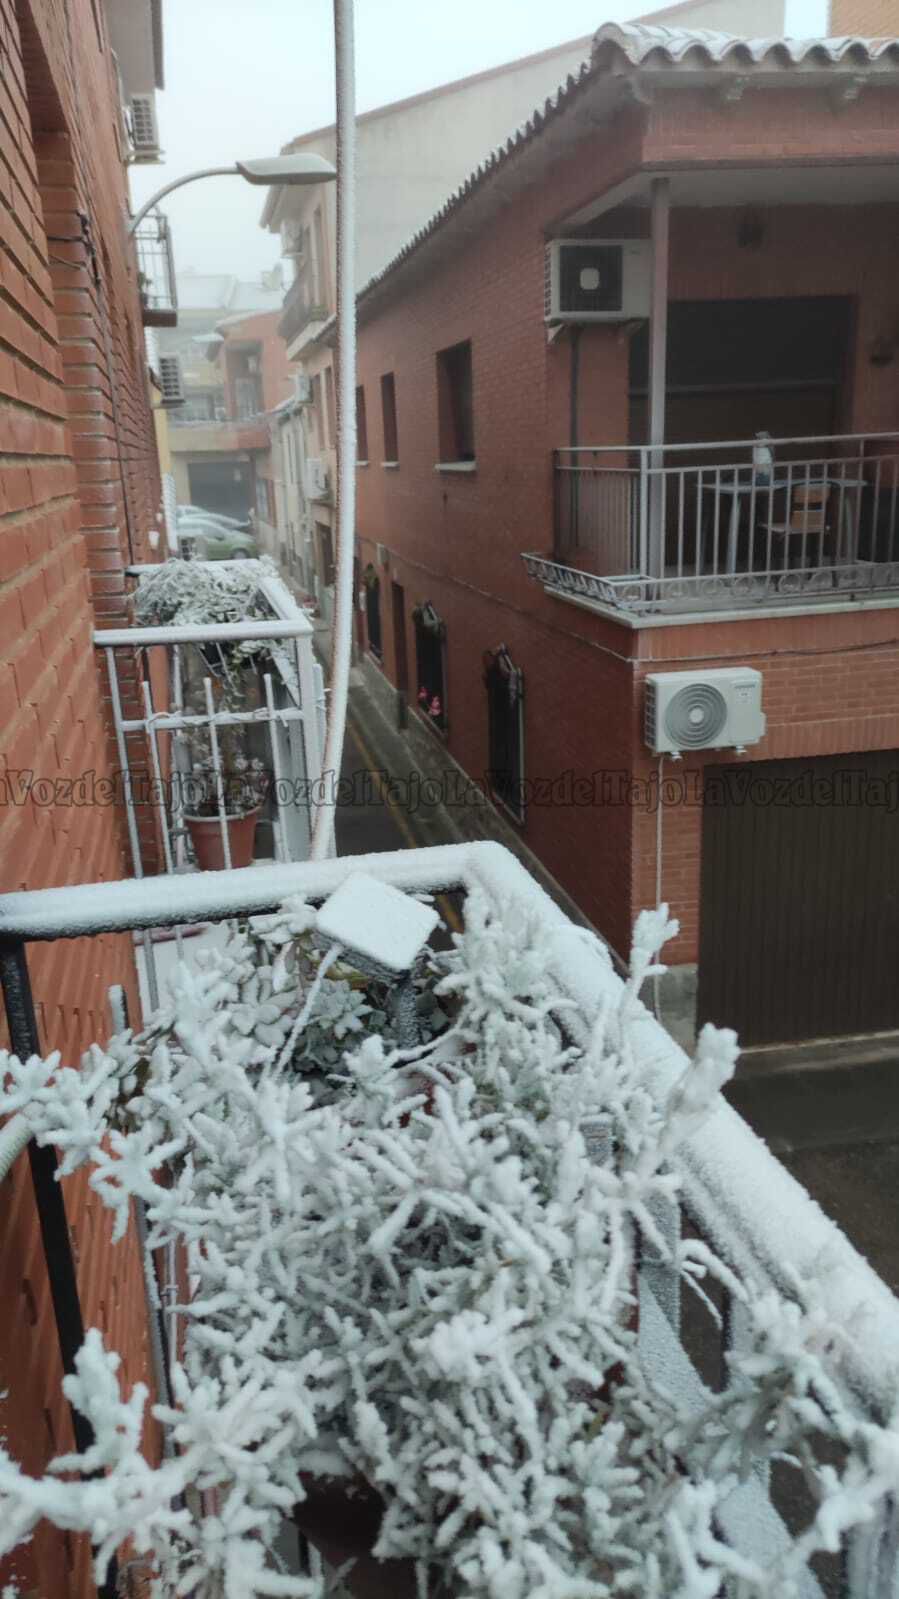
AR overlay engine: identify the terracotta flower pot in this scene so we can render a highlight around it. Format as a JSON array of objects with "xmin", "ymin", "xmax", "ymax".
[
  {"xmin": 294, "ymin": 1478, "xmax": 422, "ymax": 1599},
  {"xmin": 185, "ymin": 807, "xmax": 261, "ymax": 871}
]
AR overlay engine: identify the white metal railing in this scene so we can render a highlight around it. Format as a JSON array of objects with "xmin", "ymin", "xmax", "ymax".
[
  {"xmin": 135, "ymin": 210, "xmax": 177, "ymax": 325},
  {"xmin": 94, "ymin": 564, "xmax": 324, "ymax": 1003},
  {"xmin": 545, "ymin": 433, "xmax": 899, "ymax": 616},
  {"xmin": 2, "ymin": 840, "xmax": 898, "ymax": 1590}
]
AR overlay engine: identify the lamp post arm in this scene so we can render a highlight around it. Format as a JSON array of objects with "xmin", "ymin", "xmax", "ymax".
[{"xmin": 128, "ymin": 166, "xmax": 239, "ymax": 236}]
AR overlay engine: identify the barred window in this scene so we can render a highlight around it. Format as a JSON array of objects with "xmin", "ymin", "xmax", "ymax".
[
  {"xmin": 484, "ymin": 645, "xmax": 524, "ymax": 821},
  {"xmin": 364, "ymin": 564, "xmax": 382, "ymax": 659},
  {"xmin": 413, "ymin": 602, "xmax": 446, "ymax": 732}
]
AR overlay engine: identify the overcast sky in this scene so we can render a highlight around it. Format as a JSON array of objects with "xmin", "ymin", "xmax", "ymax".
[{"xmin": 130, "ymin": 0, "xmax": 828, "ymax": 284}]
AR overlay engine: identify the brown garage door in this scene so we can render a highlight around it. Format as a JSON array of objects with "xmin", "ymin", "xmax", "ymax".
[{"xmin": 698, "ymin": 751, "xmax": 899, "ymax": 1048}]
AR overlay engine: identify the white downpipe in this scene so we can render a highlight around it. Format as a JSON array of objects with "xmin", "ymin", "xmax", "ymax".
[{"xmin": 310, "ymin": 0, "xmax": 356, "ymax": 861}]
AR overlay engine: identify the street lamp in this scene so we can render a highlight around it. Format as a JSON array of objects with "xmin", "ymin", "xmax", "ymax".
[{"xmin": 128, "ymin": 152, "xmax": 336, "ymax": 236}]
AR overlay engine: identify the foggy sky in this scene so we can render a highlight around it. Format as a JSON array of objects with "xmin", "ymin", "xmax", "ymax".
[{"xmin": 130, "ymin": 0, "xmax": 829, "ymax": 286}]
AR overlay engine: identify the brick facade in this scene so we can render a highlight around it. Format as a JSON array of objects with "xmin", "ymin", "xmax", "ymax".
[
  {"xmin": 1, "ymin": 1, "xmax": 163, "ymax": 1592},
  {"xmin": 830, "ymin": 0, "xmax": 899, "ymax": 32},
  {"xmin": 351, "ymin": 79, "xmax": 899, "ymax": 977}
]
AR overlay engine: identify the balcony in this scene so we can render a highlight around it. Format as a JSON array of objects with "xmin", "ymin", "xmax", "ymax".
[
  {"xmin": 278, "ymin": 272, "xmax": 330, "ymax": 349},
  {"xmin": 167, "ymin": 414, "xmax": 271, "ymax": 452},
  {"xmin": 95, "ymin": 560, "xmax": 324, "ymax": 1005},
  {"xmin": 525, "ymin": 433, "xmax": 899, "ymax": 623},
  {"xmin": 135, "ymin": 210, "xmax": 177, "ymax": 328},
  {"xmin": 1, "ymin": 841, "xmax": 899, "ymax": 1592}
]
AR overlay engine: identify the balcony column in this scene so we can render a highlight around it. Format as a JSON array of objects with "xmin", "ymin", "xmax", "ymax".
[{"xmin": 647, "ymin": 177, "xmax": 670, "ymax": 579}]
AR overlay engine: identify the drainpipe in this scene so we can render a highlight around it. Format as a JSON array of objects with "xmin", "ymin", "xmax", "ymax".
[
  {"xmin": 567, "ymin": 326, "xmax": 581, "ymax": 557},
  {"xmin": 647, "ymin": 178, "xmax": 670, "ymax": 579}
]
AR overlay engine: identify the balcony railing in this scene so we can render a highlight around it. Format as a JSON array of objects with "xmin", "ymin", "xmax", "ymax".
[
  {"xmin": 528, "ymin": 433, "xmax": 899, "ymax": 619},
  {"xmin": 278, "ymin": 271, "xmax": 330, "ymax": 346},
  {"xmin": 2, "ymin": 841, "xmax": 899, "ymax": 1591},
  {"xmin": 135, "ymin": 209, "xmax": 177, "ymax": 328},
  {"xmin": 95, "ymin": 561, "xmax": 324, "ymax": 1004}
]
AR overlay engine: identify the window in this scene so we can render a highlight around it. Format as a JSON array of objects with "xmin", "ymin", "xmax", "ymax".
[
  {"xmin": 436, "ymin": 340, "xmax": 475, "ymax": 464},
  {"xmin": 484, "ymin": 646, "xmax": 525, "ymax": 822},
  {"xmin": 356, "ymin": 385, "xmax": 368, "ymax": 462},
  {"xmin": 363, "ymin": 564, "xmax": 382, "ymax": 658},
  {"xmin": 413, "ymin": 602, "xmax": 446, "ymax": 732},
  {"xmin": 324, "ymin": 364, "xmax": 337, "ymax": 447},
  {"xmin": 381, "ymin": 372, "xmax": 398, "ymax": 463},
  {"xmin": 256, "ymin": 477, "xmax": 272, "ymax": 523}
]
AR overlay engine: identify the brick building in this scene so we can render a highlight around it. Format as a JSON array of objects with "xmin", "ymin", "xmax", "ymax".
[
  {"xmin": 0, "ymin": 0, "xmax": 167, "ymax": 1591},
  {"xmin": 168, "ymin": 306, "xmax": 293, "ymax": 523},
  {"xmin": 349, "ymin": 20, "xmax": 899, "ymax": 1053}
]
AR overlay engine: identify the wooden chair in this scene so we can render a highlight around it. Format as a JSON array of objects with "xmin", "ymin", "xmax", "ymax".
[{"xmin": 761, "ymin": 482, "xmax": 831, "ymax": 567}]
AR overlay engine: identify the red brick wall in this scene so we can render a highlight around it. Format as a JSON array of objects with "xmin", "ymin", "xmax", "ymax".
[
  {"xmin": 0, "ymin": 2, "xmax": 163, "ymax": 1592},
  {"xmin": 353, "ymin": 82, "xmax": 899, "ymax": 969}
]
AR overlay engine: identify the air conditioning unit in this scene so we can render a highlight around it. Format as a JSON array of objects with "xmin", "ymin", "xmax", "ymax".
[
  {"xmin": 129, "ymin": 94, "xmax": 161, "ymax": 161},
  {"xmin": 304, "ymin": 458, "xmax": 329, "ymax": 501},
  {"xmin": 294, "ymin": 373, "xmax": 312, "ymax": 404},
  {"xmin": 281, "ymin": 219, "xmax": 305, "ymax": 261},
  {"xmin": 544, "ymin": 239, "xmax": 650, "ymax": 324},
  {"xmin": 158, "ymin": 355, "xmax": 184, "ymax": 408},
  {"xmin": 644, "ymin": 668, "xmax": 765, "ymax": 756}
]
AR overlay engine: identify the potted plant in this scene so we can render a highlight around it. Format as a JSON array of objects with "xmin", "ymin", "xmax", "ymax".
[
  {"xmin": 133, "ymin": 558, "xmax": 284, "ymax": 870},
  {"xmin": 0, "ymin": 875, "xmax": 895, "ymax": 1598},
  {"xmin": 181, "ymin": 729, "xmax": 269, "ymax": 869}
]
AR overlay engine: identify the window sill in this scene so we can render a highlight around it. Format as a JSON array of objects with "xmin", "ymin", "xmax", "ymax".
[
  {"xmin": 434, "ymin": 461, "xmax": 477, "ymax": 474},
  {"xmin": 357, "ymin": 460, "xmax": 369, "ymax": 468},
  {"xmin": 382, "ymin": 461, "xmax": 400, "ymax": 470}
]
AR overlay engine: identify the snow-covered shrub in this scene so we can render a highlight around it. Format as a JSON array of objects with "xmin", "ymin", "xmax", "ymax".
[{"xmin": 1, "ymin": 889, "xmax": 897, "ymax": 1599}]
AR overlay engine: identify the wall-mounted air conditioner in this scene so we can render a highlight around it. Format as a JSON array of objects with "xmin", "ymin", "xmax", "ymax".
[
  {"xmin": 281, "ymin": 219, "xmax": 306, "ymax": 261},
  {"xmin": 158, "ymin": 355, "xmax": 184, "ymax": 408},
  {"xmin": 129, "ymin": 94, "xmax": 161, "ymax": 161},
  {"xmin": 295, "ymin": 373, "xmax": 312, "ymax": 404},
  {"xmin": 544, "ymin": 239, "xmax": 650, "ymax": 324},
  {"xmin": 644, "ymin": 668, "xmax": 765, "ymax": 756},
  {"xmin": 304, "ymin": 458, "xmax": 329, "ymax": 501}
]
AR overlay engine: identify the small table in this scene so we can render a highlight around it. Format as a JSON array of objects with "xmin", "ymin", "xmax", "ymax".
[{"xmin": 699, "ymin": 472, "xmax": 867, "ymax": 574}]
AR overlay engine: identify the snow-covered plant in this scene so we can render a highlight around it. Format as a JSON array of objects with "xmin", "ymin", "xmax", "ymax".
[{"xmin": 1, "ymin": 888, "xmax": 898, "ymax": 1599}]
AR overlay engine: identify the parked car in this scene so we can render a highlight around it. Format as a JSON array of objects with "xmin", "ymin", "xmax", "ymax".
[{"xmin": 176, "ymin": 505, "xmax": 252, "ymax": 533}]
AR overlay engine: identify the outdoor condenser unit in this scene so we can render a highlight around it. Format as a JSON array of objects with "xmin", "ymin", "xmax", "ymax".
[
  {"xmin": 544, "ymin": 239, "xmax": 651, "ymax": 324},
  {"xmin": 644, "ymin": 668, "xmax": 765, "ymax": 755},
  {"xmin": 304, "ymin": 458, "xmax": 329, "ymax": 501},
  {"xmin": 158, "ymin": 355, "xmax": 184, "ymax": 408},
  {"xmin": 129, "ymin": 94, "xmax": 161, "ymax": 160}
]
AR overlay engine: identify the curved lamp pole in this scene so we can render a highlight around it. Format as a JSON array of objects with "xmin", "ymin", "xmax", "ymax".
[{"xmin": 128, "ymin": 153, "xmax": 336, "ymax": 236}]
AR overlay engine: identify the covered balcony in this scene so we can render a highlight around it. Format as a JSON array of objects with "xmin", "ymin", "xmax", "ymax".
[
  {"xmin": 526, "ymin": 430, "xmax": 899, "ymax": 621},
  {"xmin": 523, "ymin": 129, "xmax": 899, "ymax": 625}
]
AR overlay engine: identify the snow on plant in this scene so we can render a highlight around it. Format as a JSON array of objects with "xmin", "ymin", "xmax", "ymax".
[{"xmin": 1, "ymin": 889, "xmax": 898, "ymax": 1599}]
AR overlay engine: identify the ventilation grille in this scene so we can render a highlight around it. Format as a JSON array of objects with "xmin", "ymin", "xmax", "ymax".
[
  {"xmin": 129, "ymin": 94, "xmax": 160, "ymax": 157},
  {"xmin": 663, "ymin": 684, "xmax": 728, "ymax": 749},
  {"xmin": 158, "ymin": 355, "xmax": 184, "ymax": 407}
]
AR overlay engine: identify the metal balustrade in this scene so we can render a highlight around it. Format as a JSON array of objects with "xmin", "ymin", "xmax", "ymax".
[
  {"xmin": 95, "ymin": 561, "xmax": 325, "ymax": 1004},
  {"xmin": 2, "ymin": 842, "xmax": 898, "ymax": 1591},
  {"xmin": 535, "ymin": 433, "xmax": 899, "ymax": 618}
]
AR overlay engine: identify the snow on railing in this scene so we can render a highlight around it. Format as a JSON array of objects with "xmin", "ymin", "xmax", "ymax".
[
  {"xmin": 2, "ymin": 843, "xmax": 898, "ymax": 1589},
  {"xmin": 94, "ymin": 561, "xmax": 324, "ymax": 1004}
]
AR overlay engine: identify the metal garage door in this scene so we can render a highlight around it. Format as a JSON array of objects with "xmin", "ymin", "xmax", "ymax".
[{"xmin": 698, "ymin": 751, "xmax": 899, "ymax": 1047}]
